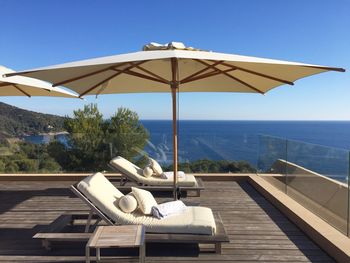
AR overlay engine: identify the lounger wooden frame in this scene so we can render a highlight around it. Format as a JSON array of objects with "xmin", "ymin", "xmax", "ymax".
[
  {"xmin": 33, "ymin": 185, "xmax": 229, "ymax": 253},
  {"xmin": 108, "ymin": 164, "xmax": 205, "ymax": 197}
]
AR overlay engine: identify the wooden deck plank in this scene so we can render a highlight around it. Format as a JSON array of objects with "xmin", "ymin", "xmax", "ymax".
[{"xmin": 0, "ymin": 180, "xmax": 335, "ymax": 262}]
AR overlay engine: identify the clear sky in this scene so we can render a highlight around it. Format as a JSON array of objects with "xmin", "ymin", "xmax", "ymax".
[{"xmin": 0, "ymin": 0, "xmax": 349, "ymax": 120}]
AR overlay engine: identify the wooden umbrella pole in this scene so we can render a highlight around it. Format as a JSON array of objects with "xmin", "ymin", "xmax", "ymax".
[
  {"xmin": 171, "ymin": 86, "xmax": 178, "ymax": 200},
  {"xmin": 171, "ymin": 58, "xmax": 179, "ymax": 200}
]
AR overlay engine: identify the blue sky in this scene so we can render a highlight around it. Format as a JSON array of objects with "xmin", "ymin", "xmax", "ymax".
[{"xmin": 0, "ymin": 0, "xmax": 349, "ymax": 120}]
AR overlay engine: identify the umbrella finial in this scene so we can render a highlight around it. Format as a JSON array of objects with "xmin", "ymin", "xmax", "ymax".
[
  {"xmin": 167, "ymin": 42, "xmax": 186, "ymax": 50},
  {"xmin": 143, "ymin": 42, "xmax": 208, "ymax": 52},
  {"xmin": 143, "ymin": 42, "xmax": 190, "ymax": 51}
]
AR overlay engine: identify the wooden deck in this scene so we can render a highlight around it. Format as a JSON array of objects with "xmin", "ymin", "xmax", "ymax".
[{"xmin": 0, "ymin": 179, "xmax": 335, "ymax": 262}]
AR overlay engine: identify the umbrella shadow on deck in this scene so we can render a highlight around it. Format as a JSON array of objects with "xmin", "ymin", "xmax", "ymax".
[
  {"xmin": 0, "ymin": 188, "xmax": 75, "ymax": 216},
  {"xmin": 238, "ymin": 181, "xmax": 334, "ymax": 262}
]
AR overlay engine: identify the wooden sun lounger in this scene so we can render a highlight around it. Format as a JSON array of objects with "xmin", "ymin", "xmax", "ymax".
[
  {"xmin": 115, "ymin": 177, "xmax": 205, "ymax": 197},
  {"xmin": 108, "ymin": 164, "xmax": 205, "ymax": 197},
  {"xmin": 33, "ymin": 185, "xmax": 229, "ymax": 253}
]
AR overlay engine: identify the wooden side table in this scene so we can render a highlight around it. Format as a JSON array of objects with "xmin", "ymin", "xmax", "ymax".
[{"xmin": 86, "ymin": 225, "xmax": 145, "ymax": 263}]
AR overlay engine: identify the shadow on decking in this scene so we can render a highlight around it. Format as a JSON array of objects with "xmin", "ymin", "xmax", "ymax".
[
  {"xmin": 0, "ymin": 188, "xmax": 73, "ymax": 216},
  {"xmin": 0, "ymin": 225, "xmax": 200, "ymax": 257},
  {"xmin": 238, "ymin": 181, "xmax": 331, "ymax": 261}
]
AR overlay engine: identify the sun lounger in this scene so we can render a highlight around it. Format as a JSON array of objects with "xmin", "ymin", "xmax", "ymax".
[
  {"xmin": 33, "ymin": 172, "xmax": 229, "ymax": 253},
  {"xmin": 109, "ymin": 156, "xmax": 204, "ymax": 196},
  {"xmin": 78, "ymin": 172, "xmax": 214, "ymax": 234}
]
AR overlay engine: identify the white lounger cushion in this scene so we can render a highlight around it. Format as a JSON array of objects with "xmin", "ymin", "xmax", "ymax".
[
  {"xmin": 77, "ymin": 172, "xmax": 216, "ymax": 235},
  {"xmin": 118, "ymin": 194, "xmax": 138, "ymax": 213},
  {"xmin": 148, "ymin": 157, "xmax": 163, "ymax": 176},
  {"xmin": 132, "ymin": 187, "xmax": 157, "ymax": 215},
  {"xmin": 110, "ymin": 156, "xmax": 197, "ymax": 187},
  {"xmin": 143, "ymin": 166, "xmax": 153, "ymax": 178}
]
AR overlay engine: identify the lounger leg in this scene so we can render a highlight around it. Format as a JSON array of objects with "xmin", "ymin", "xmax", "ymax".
[
  {"xmin": 42, "ymin": 239, "xmax": 51, "ymax": 251},
  {"xmin": 139, "ymin": 243, "xmax": 145, "ymax": 263},
  {"xmin": 120, "ymin": 176, "xmax": 127, "ymax": 186},
  {"xmin": 96, "ymin": 248, "xmax": 101, "ymax": 262},
  {"xmin": 85, "ymin": 210, "xmax": 93, "ymax": 233},
  {"xmin": 67, "ymin": 214, "xmax": 74, "ymax": 225},
  {"xmin": 215, "ymin": 243, "xmax": 222, "ymax": 254},
  {"xmin": 85, "ymin": 246, "xmax": 90, "ymax": 263}
]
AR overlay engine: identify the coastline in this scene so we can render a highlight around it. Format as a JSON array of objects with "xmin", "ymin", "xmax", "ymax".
[{"xmin": 37, "ymin": 131, "xmax": 68, "ymax": 136}]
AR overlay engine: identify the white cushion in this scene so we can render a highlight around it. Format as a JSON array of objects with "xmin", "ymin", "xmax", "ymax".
[
  {"xmin": 109, "ymin": 156, "xmax": 197, "ymax": 187},
  {"xmin": 149, "ymin": 158, "xmax": 163, "ymax": 176},
  {"xmin": 76, "ymin": 173, "xmax": 216, "ymax": 235},
  {"xmin": 132, "ymin": 187, "xmax": 157, "ymax": 215},
  {"xmin": 143, "ymin": 165, "xmax": 153, "ymax": 178},
  {"xmin": 118, "ymin": 194, "xmax": 138, "ymax": 213},
  {"xmin": 77, "ymin": 172, "xmax": 125, "ymax": 223}
]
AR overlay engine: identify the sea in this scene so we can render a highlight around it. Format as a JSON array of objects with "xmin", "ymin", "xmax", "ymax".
[{"xmin": 24, "ymin": 121, "xmax": 350, "ymax": 182}]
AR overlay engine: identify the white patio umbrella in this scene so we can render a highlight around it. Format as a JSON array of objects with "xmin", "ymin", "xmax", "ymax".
[
  {"xmin": 5, "ymin": 42, "xmax": 345, "ymax": 199},
  {"xmin": 0, "ymin": 65, "xmax": 78, "ymax": 98}
]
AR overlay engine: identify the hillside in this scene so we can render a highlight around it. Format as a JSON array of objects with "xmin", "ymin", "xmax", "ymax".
[{"xmin": 0, "ymin": 102, "xmax": 66, "ymax": 137}]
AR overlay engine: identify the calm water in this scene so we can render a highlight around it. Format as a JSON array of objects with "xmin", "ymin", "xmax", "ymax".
[
  {"xmin": 141, "ymin": 121, "xmax": 350, "ymax": 182},
  {"xmin": 141, "ymin": 120, "xmax": 350, "ymax": 158},
  {"xmin": 24, "ymin": 121, "xmax": 350, "ymax": 181}
]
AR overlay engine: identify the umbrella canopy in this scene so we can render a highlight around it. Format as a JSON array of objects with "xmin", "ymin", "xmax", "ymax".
[
  {"xmin": 5, "ymin": 42, "xmax": 345, "ymax": 199},
  {"xmin": 4, "ymin": 42, "xmax": 345, "ymax": 96},
  {"xmin": 0, "ymin": 65, "xmax": 78, "ymax": 98}
]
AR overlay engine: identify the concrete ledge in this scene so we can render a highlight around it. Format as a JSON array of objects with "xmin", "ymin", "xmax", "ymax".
[
  {"xmin": 0, "ymin": 173, "xmax": 252, "ymax": 181},
  {"xmin": 0, "ymin": 173, "xmax": 121, "ymax": 181},
  {"xmin": 195, "ymin": 173, "xmax": 251, "ymax": 181},
  {"xmin": 248, "ymin": 175, "xmax": 350, "ymax": 263}
]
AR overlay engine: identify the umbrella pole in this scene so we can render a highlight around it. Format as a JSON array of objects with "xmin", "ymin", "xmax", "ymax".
[
  {"xmin": 171, "ymin": 58, "xmax": 179, "ymax": 200},
  {"xmin": 171, "ymin": 86, "xmax": 178, "ymax": 200}
]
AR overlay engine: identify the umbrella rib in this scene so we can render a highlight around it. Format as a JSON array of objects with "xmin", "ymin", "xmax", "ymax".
[
  {"xmin": 197, "ymin": 60, "xmax": 265, "ymax": 94},
  {"xmin": 220, "ymin": 62, "xmax": 294, "ymax": 85},
  {"xmin": 110, "ymin": 67, "xmax": 169, "ymax": 84},
  {"xmin": 124, "ymin": 70, "xmax": 169, "ymax": 84},
  {"xmin": 180, "ymin": 68, "xmax": 235, "ymax": 84},
  {"xmin": 226, "ymin": 74, "xmax": 265, "ymax": 94},
  {"xmin": 79, "ymin": 61, "xmax": 146, "ymax": 97},
  {"xmin": 12, "ymin": 84, "xmax": 31, "ymax": 97},
  {"xmin": 0, "ymin": 82, "xmax": 10, "ymax": 87},
  {"xmin": 133, "ymin": 65, "xmax": 170, "ymax": 84},
  {"xmin": 79, "ymin": 71, "xmax": 123, "ymax": 97},
  {"xmin": 52, "ymin": 62, "xmax": 131, "ymax": 87},
  {"xmin": 180, "ymin": 60, "xmax": 225, "ymax": 83},
  {"xmin": 302, "ymin": 65, "xmax": 345, "ymax": 72}
]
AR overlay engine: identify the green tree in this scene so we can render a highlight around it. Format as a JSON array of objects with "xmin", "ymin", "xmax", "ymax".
[
  {"xmin": 39, "ymin": 158, "xmax": 61, "ymax": 172},
  {"xmin": 51, "ymin": 104, "xmax": 149, "ymax": 171},
  {"xmin": 106, "ymin": 108, "xmax": 149, "ymax": 161},
  {"xmin": 47, "ymin": 141, "xmax": 71, "ymax": 169},
  {"xmin": 16, "ymin": 159, "xmax": 37, "ymax": 172},
  {"xmin": 0, "ymin": 159, "xmax": 5, "ymax": 172},
  {"xmin": 63, "ymin": 104, "xmax": 105, "ymax": 171},
  {"xmin": 5, "ymin": 160, "xmax": 19, "ymax": 173}
]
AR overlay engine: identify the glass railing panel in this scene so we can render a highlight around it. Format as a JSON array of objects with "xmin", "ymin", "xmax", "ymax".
[
  {"xmin": 145, "ymin": 130, "xmax": 257, "ymax": 173},
  {"xmin": 348, "ymin": 163, "xmax": 350, "ymax": 237},
  {"xmin": 0, "ymin": 130, "xmax": 259, "ymax": 174},
  {"xmin": 257, "ymin": 135, "xmax": 287, "ymax": 192},
  {"xmin": 285, "ymin": 139, "xmax": 349, "ymax": 235},
  {"xmin": 257, "ymin": 135, "xmax": 350, "ymax": 235}
]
